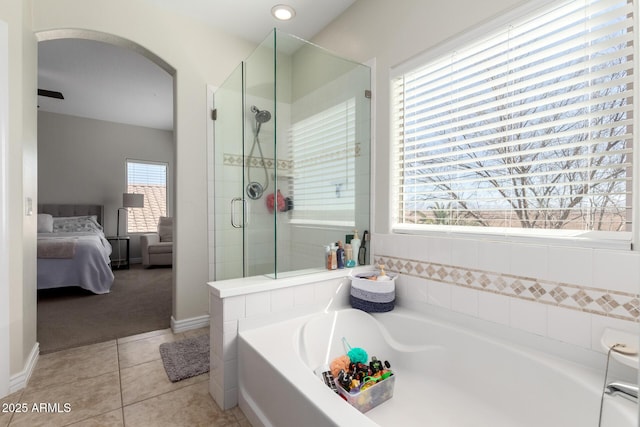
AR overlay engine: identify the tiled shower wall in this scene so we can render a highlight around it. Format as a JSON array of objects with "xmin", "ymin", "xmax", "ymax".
[{"xmin": 373, "ymin": 233, "xmax": 640, "ymax": 352}]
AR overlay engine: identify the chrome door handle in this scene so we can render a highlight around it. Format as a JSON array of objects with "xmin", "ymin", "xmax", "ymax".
[{"xmin": 231, "ymin": 197, "xmax": 243, "ymax": 228}]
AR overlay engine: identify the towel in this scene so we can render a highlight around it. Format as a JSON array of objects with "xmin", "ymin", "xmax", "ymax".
[{"xmin": 37, "ymin": 239, "xmax": 77, "ymax": 259}]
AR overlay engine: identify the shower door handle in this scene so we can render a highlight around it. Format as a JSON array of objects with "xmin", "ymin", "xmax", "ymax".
[{"xmin": 230, "ymin": 197, "xmax": 247, "ymax": 228}]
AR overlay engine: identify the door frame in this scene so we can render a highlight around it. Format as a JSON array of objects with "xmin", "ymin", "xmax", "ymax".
[{"xmin": 0, "ymin": 18, "xmax": 11, "ymax": 398}]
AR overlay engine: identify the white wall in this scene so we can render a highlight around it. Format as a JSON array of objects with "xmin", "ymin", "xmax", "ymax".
[
  {"xmin": 38, "ymin": 111, "xmax": 174, "ymax": 259},
  {"xmin": 313, "ymin": 0, "xmax": 639, "ymax": 354},
  {"xmin": 0, "ymin": 17, "xmax": 10, "ymax": 398},
  {"xmin": 0, "ymin": 0, "xmax": 38, "ymax": 391},
  {"xmin": 31, "ymin": 0, "xmax": 256, "ymax": 323}
]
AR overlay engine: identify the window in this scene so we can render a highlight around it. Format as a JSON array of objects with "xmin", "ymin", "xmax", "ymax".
[
  {"xmin": 126, "ymin": 160, "xmax": 168, "ymax": 233},
  {"xmin": 392, "ymin": 0, "xmax": 634, "ymax": 236},
  {"xmin": 289, "ymin": 98, "xmax": 357, "ymax": 225}
]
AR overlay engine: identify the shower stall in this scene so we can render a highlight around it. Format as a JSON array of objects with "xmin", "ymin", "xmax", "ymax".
[{"xmin": 211, "ymin": 29, "xmax": 371, "ymax": 280}]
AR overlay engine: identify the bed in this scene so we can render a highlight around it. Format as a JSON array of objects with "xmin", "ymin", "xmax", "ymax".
[{"xmin": 37, "ymin": 204, "xmax": 115, "ymax": 294}]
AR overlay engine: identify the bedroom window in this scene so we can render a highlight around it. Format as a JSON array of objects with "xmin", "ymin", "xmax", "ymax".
[
  {"xmin": 391, "ymin": 0, "xmax": 634, "ymax": 240},
  {"xmin": 126, "ymin": 160, "xmax": 168, "ymax": 233}
]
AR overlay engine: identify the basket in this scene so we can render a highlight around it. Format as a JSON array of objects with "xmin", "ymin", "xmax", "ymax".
[
  {"xmin": 350, "ymin": 272, "xmax": 396, "ymax": 313},
  {"xmin": 336, "ymin": 374, "xmax": 395, "ymax": 413}
]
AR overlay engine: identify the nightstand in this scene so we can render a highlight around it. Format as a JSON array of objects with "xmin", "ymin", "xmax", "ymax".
[{"xmin": 107, "ymin": 236, "xmax": 130, "ymax": 270}]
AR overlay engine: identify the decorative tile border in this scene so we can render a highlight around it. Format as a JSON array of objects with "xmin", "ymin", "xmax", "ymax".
[
  {"xmin": 224, "ymin": 143, "xmax": 360, "ymax": 171},
  {"xmin": 223, "ymin": 153, "xmax": 293, "ymax": 171},
  {"xmin": 375, "ymin": 254, "xmax": 640, "ymax": 322}
]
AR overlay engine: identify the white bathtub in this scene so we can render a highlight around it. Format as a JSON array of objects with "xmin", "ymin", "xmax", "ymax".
[{"xmin": 238, "ymin": 308, "xmax": 638, "ymax": 427}]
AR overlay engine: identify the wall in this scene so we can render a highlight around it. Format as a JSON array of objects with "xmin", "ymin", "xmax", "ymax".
[
  {"xmin": 0, "ymin": 0, "xmax": 38, "ymax": 392},
  {"xmin": 31, "ymin": 0, "xmax": 256, "ymax": 324},
  {"xmin": 313, "ymin": 0, "xmax": 639, "ymax": 355},
  {"xmin": 38, "ymin": 111, "xmax": 174, "ymax": 259}
]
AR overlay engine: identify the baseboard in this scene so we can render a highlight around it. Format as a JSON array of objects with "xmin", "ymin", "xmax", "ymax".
[
  {"xmin": 130, "ymin": 257, "xmax": 142, "ymax": 264},
  {"xmin": 171, "ymin": 314, "xmax": 210, "ymax": 333},
  {"xmin": 9, "ymin": 342, "xmax": 39, "ymax": 393}
]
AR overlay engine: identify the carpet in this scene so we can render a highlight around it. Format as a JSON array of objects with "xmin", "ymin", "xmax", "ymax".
[
  {"xmin": 37, "ymin": 264, "xmax": 172, "ymax": 354},
  {"xmin": 159, "ymin": 334, "xmax": 210, "ymax": 382}
]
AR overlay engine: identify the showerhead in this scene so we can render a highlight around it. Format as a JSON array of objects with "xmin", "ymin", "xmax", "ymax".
[{"xmin": 251, "ymin": 105, "xmax": 271, "ymax": 123}]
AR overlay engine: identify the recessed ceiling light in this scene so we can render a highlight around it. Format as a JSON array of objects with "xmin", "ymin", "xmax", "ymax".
[{"xmin": 271, "ymin": 4, "xmax": 296, "ymax": 21}]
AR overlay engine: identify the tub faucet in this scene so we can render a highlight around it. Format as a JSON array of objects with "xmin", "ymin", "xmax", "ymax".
[{"xmin": 605, "ymin": 381, "xmax": 638, "ymax": 402}]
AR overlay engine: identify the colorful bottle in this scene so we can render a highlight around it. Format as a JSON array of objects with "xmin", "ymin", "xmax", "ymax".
[{"xmin": 337, "ymin": 241, "xmax": 345, "ymax": 269}]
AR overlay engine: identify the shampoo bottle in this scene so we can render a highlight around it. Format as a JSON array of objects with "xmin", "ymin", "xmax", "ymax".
[
  {"xmin": 330, "ymin": 244, "xmax": 337, "ymax": 270},
  {"xmin": 351, "ymin": 230, "xmax": 361, "ymax": 265},
  {"xmin": 336, "ymin": 241, "xmax": 345, "ymax": 269}
]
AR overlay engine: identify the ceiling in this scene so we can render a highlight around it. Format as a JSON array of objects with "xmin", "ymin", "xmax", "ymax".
[{"xmin": 37, "ymin": 0, "xmax": 356, "ymax": 131}]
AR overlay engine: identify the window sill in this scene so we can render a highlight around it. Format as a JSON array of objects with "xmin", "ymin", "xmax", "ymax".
[{"xmin": 392, "ymin": 224, "xmax": 632, "ymax": 251}]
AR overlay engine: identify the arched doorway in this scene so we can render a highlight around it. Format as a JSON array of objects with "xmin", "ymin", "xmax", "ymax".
[{"xmin": 35, "ymin": 29, "xmax": 177, "ymax": 352}]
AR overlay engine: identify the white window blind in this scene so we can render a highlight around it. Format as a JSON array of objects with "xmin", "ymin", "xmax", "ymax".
[
  {"xmin": 126, "ymin": 160, "xmax": 167, "ymax": 233},
  {"xmin": 289, "ymin": 99, "xmax": 357, "ymax": 225},
  {"xmin": 392, "ymin": 0, "xmax": 634, "ymax": 233}
]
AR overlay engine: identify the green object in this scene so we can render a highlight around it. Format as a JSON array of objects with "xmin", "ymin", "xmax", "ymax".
[
  {"xmin": 342, "ymin": 337, "xmax": 368, "ymax": 364},
  {"xmin": 345, "ymin": 234, "xmax": 354, "ymax": 244},
  {"xmin": 348, "ymin": 347, "xmax": 368, "ymax": 364}
]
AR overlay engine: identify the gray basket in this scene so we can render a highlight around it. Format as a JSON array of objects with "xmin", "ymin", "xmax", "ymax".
[{"xmin": 350, "ymin": 272, "xmax": 396, "ymax": 313}]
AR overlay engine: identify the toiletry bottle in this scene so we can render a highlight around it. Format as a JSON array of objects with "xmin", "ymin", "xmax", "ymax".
[
  {"xmin": 351, "ymin": 230, "xmax": 361, "ymax": 265},
  {"xmin": 330, "ymin": 244, "xmax": 337, "ymax": 270},
  {"xmin": 345, "ymin": 244, "xmax": 356, "ymax": 268},
  {"xmin": 325, "ymin": 245, "xmax": 331, "ymax": 270},
  {"xmin": 336, "ymin": 241, "xmax": 345, "ymax": 269}
]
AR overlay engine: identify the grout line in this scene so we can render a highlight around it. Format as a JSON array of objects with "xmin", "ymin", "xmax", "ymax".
[{"xmin": 116, "ymin": 340, "xmax": 126, "ymax": 426}]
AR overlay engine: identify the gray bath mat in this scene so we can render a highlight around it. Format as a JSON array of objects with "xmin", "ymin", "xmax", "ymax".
[{"xmin": 159, "ymin": 334, "xmax": 210, "ymax": 382}]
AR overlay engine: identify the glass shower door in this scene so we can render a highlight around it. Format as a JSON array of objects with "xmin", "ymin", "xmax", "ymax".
[{"xmin": 213, "ymin": 63, "xmax": 245, "ymax": 280}]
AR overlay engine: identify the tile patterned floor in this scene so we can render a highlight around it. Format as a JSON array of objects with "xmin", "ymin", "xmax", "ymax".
[{"xmin": 0, "ymin": 328, "xmax": 251, "ymax": 427}]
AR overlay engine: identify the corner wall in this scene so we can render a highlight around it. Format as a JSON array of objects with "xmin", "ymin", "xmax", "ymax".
[{"xmin": 0, "ymin": 0, "xmax": 38, "ymax": 390}]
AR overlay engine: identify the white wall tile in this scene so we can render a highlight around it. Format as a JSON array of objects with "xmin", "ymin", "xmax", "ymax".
[
  {"xmin": 451, "ymin": 286, "xmax": 478, "ymax": 316},
  {"xmin": 592, "ymin": 249, "xmax": 640, "ymax": 294},
  {"xmin": 427, "ymin": 280, "xmax": 451, "ymax": 309},
  {"xmin": 245, "ymin": 292, "xmax": 271, "ymax": 317},
  {"xmin": 271, "ymin": 287, "xmax": 295, "ymax": 313},
  {"xmin": 548, "ymin": 246, "xmax": 593, "ymax": 287},
  {"xmin": 477, "ymin": 240, "xmax": 511, "ymax": 275},
  {"xmin": 451, "ymin": 238, "xmax": 479, "ymax": 270},
  {"xmin": 509, "ymin": 244, "xmax": 548, "ymax": 280},
  {"xmin": 429, "ymin": 237, "xmax": 452, "ymax": 265},
  {"xmin": 547, "ymin": 306, "xmax": 591, "ymax": 348},
  {"xmin": 223, "ymin": 296, "xmax": 245, "ymax": 321},
  {"xmin": 294, "ymin": 284, "xmax": 315, "ymax": 307},
  {"xmin": 478, "ymin": 292, "xmax": 510, "ymax": 326},
  {"xmin": 509, "ymin": 298, "xmax": 547, "ymax": 336},
  {"xmin": 403, "ymin": 275, "xmax": 428, "ymax": 304}
]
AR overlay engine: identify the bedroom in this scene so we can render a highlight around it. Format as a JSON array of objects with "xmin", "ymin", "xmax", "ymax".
[{"xmin": 34, "ymin": 36, "xmax": 176, "ymax": 352}]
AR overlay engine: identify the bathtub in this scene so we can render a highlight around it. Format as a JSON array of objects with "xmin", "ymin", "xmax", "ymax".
[{"xmin": 238, "ymin": 307, "xmax": 637, "ymax": 427}]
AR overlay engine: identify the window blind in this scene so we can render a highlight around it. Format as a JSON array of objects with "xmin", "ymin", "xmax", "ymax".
[
  {"xmin": 126, "ymin": 160, "xmax": 168, "ymax": 233},
  {"xmin": 392, "ymin": 0, "xmax": 634, "ymax": 232},
  {"xmin": 289, "ymin": 99, "xmax": 356, "ymax": 225}
]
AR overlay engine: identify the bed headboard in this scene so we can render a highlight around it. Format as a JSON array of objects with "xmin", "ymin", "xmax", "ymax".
[{"xmin": 38, "ymin": 204, "xmax": 105, "ymax": 226}]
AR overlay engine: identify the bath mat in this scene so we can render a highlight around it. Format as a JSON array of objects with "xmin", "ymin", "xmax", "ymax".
[{"xmin": 159, "ymin": 334, "xmax": 210, "ymax": 382}]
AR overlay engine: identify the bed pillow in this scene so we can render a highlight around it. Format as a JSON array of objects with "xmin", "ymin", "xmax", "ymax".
[
  {"xmin": 37, "ymin": 214, "xmax": 54, "ymax": 233},
  {"xmin": 52, "ymin": 216, "xmax": 103, "ymax": 233},
  {"xmin": 158, "ymin": 216, "xmax": 173, "ymax": 242}
]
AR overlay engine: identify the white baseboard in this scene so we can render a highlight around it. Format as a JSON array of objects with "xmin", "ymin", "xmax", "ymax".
[
  {"xmin": 9, "ymin": 342, "xmax": 39, "ymax": 393},
  {"xmin": 171, "ymin": 314, "xmax": 210, "ymax": 333}
]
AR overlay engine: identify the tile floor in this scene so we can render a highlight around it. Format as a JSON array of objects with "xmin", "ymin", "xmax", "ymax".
[{"xmin": 0, "ymin": 328, "xmax": 251, "ymax": 427}]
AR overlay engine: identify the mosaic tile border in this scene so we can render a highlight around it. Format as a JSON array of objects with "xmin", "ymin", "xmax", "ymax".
[
  {"xmin": 223, "ymin": 153, "xmax": 293, "ymax": 170},
  {"xmin": 375, "ymin": 254, "xmax": 640, "ymax": 322}
]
